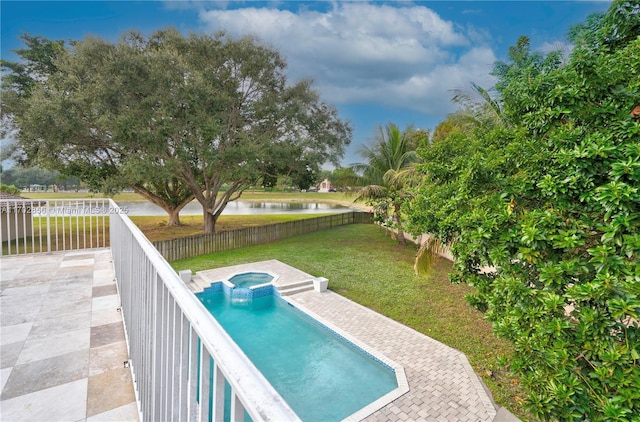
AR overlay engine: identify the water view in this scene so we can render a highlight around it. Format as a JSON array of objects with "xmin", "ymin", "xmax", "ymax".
[{"xmin": 119, "ymin": 200, "xmax": 351, "ymax": 216}]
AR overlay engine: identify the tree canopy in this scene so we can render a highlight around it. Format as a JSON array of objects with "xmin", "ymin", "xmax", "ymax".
[
  {"xmin": 5, "ymin": 29, "xmax": 351, "ymax": 231},
  {"xmin": 406, "ymin": 1, "xmax": 639, "ymax": 419}
]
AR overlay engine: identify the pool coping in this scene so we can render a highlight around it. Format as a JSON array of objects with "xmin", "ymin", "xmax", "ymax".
[{"xmin": 277, "ymin": 294, "xmax": 410, "ymax": 421}]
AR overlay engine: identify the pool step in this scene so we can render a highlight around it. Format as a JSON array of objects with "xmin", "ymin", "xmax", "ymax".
[
  {"xmin": 277, "ymin": 279, "xmax": 314, "ymax": 296},
  {"xmin": 188, "ymin": 274, "xmax": 210, "ymax": 293},
  {"xmin": 189, "ymin": 274, "xmax": 316, "ymax": 296}
]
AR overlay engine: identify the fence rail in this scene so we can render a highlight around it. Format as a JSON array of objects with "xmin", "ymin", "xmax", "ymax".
[
  {"xmin": 153, "ymin": 211, "xmax": 373, "ymax": 261},
  {"xmin": 1, "ymin": 199, "xmax": 112, "ymax": 256},
  {"xmin": 110, "ymin": 199, "xmax": 300, "ymax": 422}
]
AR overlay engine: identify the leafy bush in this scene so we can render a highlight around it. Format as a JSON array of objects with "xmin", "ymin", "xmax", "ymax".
[
  {"xmin": 0, "ymin": 183, "xmax": 21, "ymax": 194},
  {"xmin": 406, "ymin": 1, "xmax": 640, "ymax": 419}
]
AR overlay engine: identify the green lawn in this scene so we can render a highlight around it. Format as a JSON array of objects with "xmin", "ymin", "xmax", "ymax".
[{"xmin": 171, "ymin": 224, "xmax": 529, "ymax": 419}]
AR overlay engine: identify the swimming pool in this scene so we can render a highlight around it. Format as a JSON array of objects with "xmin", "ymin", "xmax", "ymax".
[{"xmin": 197, "ymin": 285, "xmax": 399, "ymax": 421}]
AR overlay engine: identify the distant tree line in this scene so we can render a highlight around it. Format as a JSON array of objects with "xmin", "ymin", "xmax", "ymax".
[{"xmin": 0, "ymin": 166, "xmax": 80, "ymax": 191}]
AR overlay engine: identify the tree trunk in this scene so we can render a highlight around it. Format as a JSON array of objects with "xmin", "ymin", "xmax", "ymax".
[
  {"xmin": 130, "ymin": 184, "xmax": 193, "ymax": 227},
  {"xmin": 393, "ymin": 202, "xmax": 406, "ymax": 245},
  {"xmin": 203, "ymin": 210, "xmax": 216, "ymax": 234},
  {"xmin": 167, "ymin": 208, "xmax": 181, "ymax": 226}
]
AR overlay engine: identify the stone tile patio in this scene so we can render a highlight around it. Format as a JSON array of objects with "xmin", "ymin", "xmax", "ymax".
[{"xmin": 0, "ymin": 250, "xmax": 138, "ymax": 422}]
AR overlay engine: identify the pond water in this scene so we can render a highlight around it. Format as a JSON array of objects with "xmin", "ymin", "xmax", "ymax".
[{"xmin": 118, "ymin": 200, "xmax": 350, "ymax": 216}]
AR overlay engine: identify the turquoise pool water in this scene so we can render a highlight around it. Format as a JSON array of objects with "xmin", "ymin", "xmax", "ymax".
[
  {"xmin": 228, "ymin": 272, "xmax": 274, "ymax": 288},
  {"xmin": 197, "ymin": 289, "xmax": 397, "ymax": 421}
]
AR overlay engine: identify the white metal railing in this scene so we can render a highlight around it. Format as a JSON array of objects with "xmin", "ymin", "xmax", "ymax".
[
  {"xmin": 109, "ymin": 199, "xmax": 300, "ymax": 422},
  {"xmin": 0, "ymin": 198, "xmax": 111, "ymax": 256}
]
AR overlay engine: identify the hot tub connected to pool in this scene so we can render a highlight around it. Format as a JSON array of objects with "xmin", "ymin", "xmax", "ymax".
[
  {"xmin": 221, "ymin": 271, "xmax": 278, "ymax": 301},
  {"xmin": 228, "ymin": 272, "xmax": 275, "ymax": 289}
]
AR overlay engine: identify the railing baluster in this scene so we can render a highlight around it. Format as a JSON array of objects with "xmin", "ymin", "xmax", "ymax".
[
  {"xmin": 188, "ymin": 326, "xmax": 199, "ymax": 422},
  {"xmin": 163, "ymin": 292, "xmax": 174, "ymax": 420},
  {"xmin": 75, "ymin": 200, "xmax": 80, "ymax": 249},
  {"xmin": 178, "ymin": 313, "xmax": 189, "ymax": 422},
  {"xmin": 61, "ymin": 201, "xmax": 66, "ymax": 250},
  {"xmin": 199, "ymin": 347, "xmax": 212, "ymax": 422},
  {"xmin": 13, "ymin": 201, "xmax": 19, "ymax": 254},
  {"xmin": 22, "ymin": 201, "xmax": 27, "ymax": 254},
  {"xmin": 1, "ymin": 204, "xmax": 6, "ymax": 256},
  {"xmin": 98, "ymin": 201, "xmax": 104, "ymax": 248},
  {"xmin": 212, "ymin": 364, "xmax": 225, "ymax": 422},
  {"xmin": 152, "ymin": 274, "xmax": 162, "ymax": 421},
  {"xmin": 89, "ymin": 202, "xmax": 93, "ymax": 248},
  {"xmin": 230, "ymin": 390, "xmax": 245, "ymax": 422},
  {"xmin": 37, "ymin": 202, "xmax": 42, "ymax": 253},
  {"xmin": 95, "ymin": 202, "xmax": 100, "ymax": 248},
  {"xmin": 53, "ymin": 200, "xmax": 58, "ymax": 250},
  {"xmin": 46, "ymin": 200, "xmax": 51, "ymax": 253}
]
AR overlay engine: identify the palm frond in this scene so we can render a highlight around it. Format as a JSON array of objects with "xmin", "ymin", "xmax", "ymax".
[
  {"xmin": 352, "ymin": 184, "xmax": 387, "ymax": 202},
  {"xmin": 414, "ymin": 235, "xmax": 448, "ymax": 276}
]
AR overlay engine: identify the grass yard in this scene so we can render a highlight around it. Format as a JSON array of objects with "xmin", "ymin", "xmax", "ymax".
[{"xmin": 171, "ymin": 224, "xmax": 529, "ymax": 419}]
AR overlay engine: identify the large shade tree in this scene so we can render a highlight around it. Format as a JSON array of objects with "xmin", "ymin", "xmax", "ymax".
[
  {"xmin": 406, "ymin": 1, "xmax": 639, "ymax": 419},
  {"xmin": 10, "ymin": 29, "xmax": 351, "ymax": 231},
  {"xmin": 3, "ymin": 33, "xmax": 195, "ymax": 225}
]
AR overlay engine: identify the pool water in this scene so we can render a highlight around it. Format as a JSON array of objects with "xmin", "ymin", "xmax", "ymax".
[
  {"xmin": 228, "ymin": 272, "xmax": 274, "ymax": 289},
  {"xmin": 197, "ymin": 290, "xmax": 397, "ymax": 421}
]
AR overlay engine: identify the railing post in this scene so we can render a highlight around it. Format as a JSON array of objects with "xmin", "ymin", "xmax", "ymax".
[{"xmin": 45, "ymin": 200, "xmax": 51, "ymax": 253}]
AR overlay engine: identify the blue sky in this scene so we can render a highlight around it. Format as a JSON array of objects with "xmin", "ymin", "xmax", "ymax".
[{"xmin": 1, "ymin": 1, "xmax": 610, "ymax": 166}]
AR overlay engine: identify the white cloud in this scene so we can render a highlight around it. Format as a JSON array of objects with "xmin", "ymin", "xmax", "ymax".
[
  {"xmin": 538, "ymin": 40, "xmax": 574, "ymax": 60},
  {"xmin": 198, "ymin": 2, "xmax": 497, "ymax": 115}
]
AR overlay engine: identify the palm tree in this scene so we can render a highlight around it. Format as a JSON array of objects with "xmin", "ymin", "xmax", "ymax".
[
  {"xmin": 351, "ymin": 123, "xmax": 422, "ymax": 245},
  {"xmin": 451, "ymin": 82, "xmax": 505, "ymax": 130}
]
